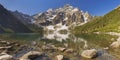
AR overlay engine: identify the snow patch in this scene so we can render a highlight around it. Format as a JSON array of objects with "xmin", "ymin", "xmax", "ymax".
[
  {"xmin": 50, "ymin": 15, "xmax": 56, "ymax": 19},
  {"xmin": 72, "ymin": 8, "xmax": 79, "ymax": 12},
  {"xmin": 46, "ymin": 25, "xmax": 55, "ymax": 30},
  {"xmin": 64, "ymin": 17, "xmax": 68, "ymax": 21}
]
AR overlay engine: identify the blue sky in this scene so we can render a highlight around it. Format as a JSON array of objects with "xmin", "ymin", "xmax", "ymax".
[{"xmin": 0, "ymin": 0, "xmax": 120, "ymax": 16}]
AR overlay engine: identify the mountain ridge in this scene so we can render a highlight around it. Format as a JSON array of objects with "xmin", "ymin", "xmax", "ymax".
[
  {"xmin": 0, "ymin": 4, "xmax": 33, "ymax": 33},
  {"xmin": 33, "ymin": 4, "xmax": 93, "ymax": 33},
  {"xmin": 74, "ymin": 6, "xmax": 120, "ymax": 33}
]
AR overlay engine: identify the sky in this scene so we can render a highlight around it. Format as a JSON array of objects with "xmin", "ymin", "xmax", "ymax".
[{"xmin": 0, "ymin": 0, "xmax": 120, "ymax": 16}]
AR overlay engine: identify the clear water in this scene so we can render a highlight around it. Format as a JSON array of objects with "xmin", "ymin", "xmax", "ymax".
[{"xmin": 0, "ymin": 33, "xmax": 119, "ymax": 60}]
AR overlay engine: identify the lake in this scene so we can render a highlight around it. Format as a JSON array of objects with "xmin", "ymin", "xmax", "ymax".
[{"xmin": 0, "ymin": 33, "xmax": 119, "ymax": 60}]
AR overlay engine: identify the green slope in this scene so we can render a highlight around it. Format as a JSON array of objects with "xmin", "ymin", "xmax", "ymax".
[{"xmin": 74, "ymin": 7, "xmax": 120, "ymax": 33}]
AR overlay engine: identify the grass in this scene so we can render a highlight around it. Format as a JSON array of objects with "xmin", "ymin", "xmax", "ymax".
[{"xmin": 74, "ymin": 7, "xmax": 120, "ymax": 34}]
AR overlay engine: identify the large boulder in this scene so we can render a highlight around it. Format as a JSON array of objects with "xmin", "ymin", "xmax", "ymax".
[
  {"xmin": 19, "ymin": 51, "xmax": 43, "ymax": 60},
  {"xmin": 81, "ymin": 49, "xmax": 97, "ymax": 59},
  {"xmin": 110, "ymin": 41, "xmax": 120, "ymax": 48},
  {"xmin": 0, "ymin": 53, "xmax": 13, "ymax": 60},
  {"xmin": 56, "ymin": 55, "xmax": 64, "ymax": 60}
]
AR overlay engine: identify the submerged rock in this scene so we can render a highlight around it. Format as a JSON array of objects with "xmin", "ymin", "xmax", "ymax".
[
  {"xmin": 81, "ymin": 49, "xmax": 97, "ymax": 59},
  {"xmin": 98, "ymin": 53, "xmax": 116, "ymax": 60}
]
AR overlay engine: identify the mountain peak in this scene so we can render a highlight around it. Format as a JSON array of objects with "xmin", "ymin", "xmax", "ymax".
[
  {"xmin": 63, "ymin": 4, "xmax": 73, "ymax": 9},
  {"xmin": 34, "ymin": 4, "xmax": 93, "ymax": 27},
  {"xmin": 0, "ymin": 4, "xmax": 4, "ymax": 9}
]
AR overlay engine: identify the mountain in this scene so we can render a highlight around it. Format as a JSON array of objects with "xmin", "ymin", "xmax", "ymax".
[
  {"xmin": 74, "ymin": 5, "xmax": 120, "ymax": 33},
  {"xmin": 0, "ymin": 4, "xmax": 33, "ymax": 33},
  {"xmin": 11, "ymin": 10, "xmax": 35, "ymax": 24},
  {"xmin": 34, "ymin": 4, "xmax": 93, "ymax": 32}
]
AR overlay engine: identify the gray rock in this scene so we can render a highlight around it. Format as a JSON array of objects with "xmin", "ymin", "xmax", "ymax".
[
  {"xmin": 0, "ymin": 53, "xmax": 13, "ymax": 60},
  {"xmin": 19, "ymin": 51, "xmax": 43, "ymax": 60},
  {"xmin": 97, "ymin": 51, "xmax": 116, "ymax": 60},
  {"xmin": 81, "ymin": 49, "xmax": 97, "ymax": 59}
]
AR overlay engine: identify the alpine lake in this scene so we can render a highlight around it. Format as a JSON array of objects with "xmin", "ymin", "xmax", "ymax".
[{"xmin": 0, "ymin": 32, "xmax": 120, "ymax": 60}]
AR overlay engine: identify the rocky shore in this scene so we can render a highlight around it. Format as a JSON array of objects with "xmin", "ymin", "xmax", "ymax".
[{"xmin": 0, "ymin": 39, "xmax": 117, "ymax": 60}]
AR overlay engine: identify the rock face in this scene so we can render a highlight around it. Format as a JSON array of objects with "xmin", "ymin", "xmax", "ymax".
[
  {"xmin": 81, "ymin": 49, "xmax": 97, "ymax": 59},
  {"xmin": 33, "ymin": 4, "xmax": 93, "ymax": 32}
]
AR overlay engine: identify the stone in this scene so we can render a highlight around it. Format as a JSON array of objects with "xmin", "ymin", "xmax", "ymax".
[
  {"xmin": 56, "ymin": 55, "xmax": 63, "ymax": 60},
  {"xmin": 0, "ymin": 53, "xmax": 13, "ymax": 60},
  {"xmin": 19, "ymin": 51, "xmax": 43, "ymax": 60},
  {"xmin": 103, "ymin": 47, "xmax": 109, "ymax": 50},
  {"xmin": 42, "ymin": 44, "xmax": 57, "ymax": 50},
  {"xmin": 110, "ymin": 41, "xmax": 120, "ymax": 48},
  {"xmin": 81, "ymin": 49, "xmax": 97, "ymax": 59},
  {"xmin": 97, "ymin": 53, "xmax": 116, "ymax": 60},
  {"xmin": 65, "ymin": 48, "xmax": 74, "ymax": 53},
  {"xmin": 0, "ymin": 46, "xmax": 12, "ymax": 50},
  {"xmin": 0, "ymin": 41, "xmax": 7, "ymax": 44},
  {"xmin": 64, "ymin": 43, "xmax": 68, "ymax": 47},
  {"xmin": 57, "ymin": 47, "xmax": 66, "ymax": 52}
]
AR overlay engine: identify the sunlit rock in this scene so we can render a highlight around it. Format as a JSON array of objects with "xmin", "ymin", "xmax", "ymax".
[
  {"xmin": 81, "ymin": 49, "xmax": 97, "ymax": 59},
  {"xmin": 56, "ymin": 55, "xmax": 64, "ymax": 60}
]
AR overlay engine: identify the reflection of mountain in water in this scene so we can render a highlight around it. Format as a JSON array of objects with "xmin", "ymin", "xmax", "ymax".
[
  {"xmin": 43, "ymin": 32, "xmax": 70, "ymax": 42},
  {"xmin": 43, "ymin": 32, "xmax": 88, "ymax": 49}
]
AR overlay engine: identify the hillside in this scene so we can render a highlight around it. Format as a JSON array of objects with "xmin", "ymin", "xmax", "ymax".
[
  {"xmin": 74, "ymin": 6, "xmax": 120, "ymax": 33},
  {"xmin": 0, "ymin": 4, "xmax": 33, "ymax": 33}
]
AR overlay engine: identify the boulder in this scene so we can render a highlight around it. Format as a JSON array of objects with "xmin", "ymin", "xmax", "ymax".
[
  {"xmin": 0, "ymin": 53, "xmax": 13, "ymax": 60},
  {"xmin": 110, "ymin": 41, "xmax": 120, "ymax": 48},
  {"xmin": 0, "ymin": 46, "xmax": 12, "ymax": 50},
  {"xmin": 81, "ymin": 49, "xmax": 97, "ymax": 59},
  {"xmin": 57, "ymin": 47, "xmax": 66, "ymax": 52},
  {"xmin": 65, "ymin": 48, "xmax": 74, "ymax": 53},
  {"xmin": 56, "ymin": 55, "xmax": 63, "ymax": 60},
  {"xmin": 0, "ymin": 41, "xmax": 7, "ymax": 43},
  {"xmin": 19, "ymin": 51, "xmax": 43, "ymax": 60}
]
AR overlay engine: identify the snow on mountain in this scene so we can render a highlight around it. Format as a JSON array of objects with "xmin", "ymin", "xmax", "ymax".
[{"xmin": 33, "ymin": 4, "xmax": 93, "ymax": 32}]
